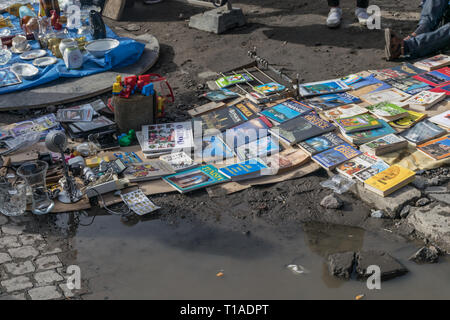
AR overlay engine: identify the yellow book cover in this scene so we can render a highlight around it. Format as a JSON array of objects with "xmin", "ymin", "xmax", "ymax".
[
  {"xmin": 364, "ymin": 164, "xmax": 415, "ymax": 192},
  {"xmin": 389, "ymin": 110, "xmax": 426, "ymax": 128}
]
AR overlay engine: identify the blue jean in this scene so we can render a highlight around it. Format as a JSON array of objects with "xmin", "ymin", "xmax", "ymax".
[{"xmin": 404, "ymin": 0, "xmax": 450, "ymax": 58}]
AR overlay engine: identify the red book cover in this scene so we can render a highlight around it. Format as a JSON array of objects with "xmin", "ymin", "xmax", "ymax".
[
  {"xmin": 414, "ymin": 67, "xmax": 450, "ymax": 87},
  {"xmin": 430, "ymin": 83, "xmax": 450, "ymax": 95}
]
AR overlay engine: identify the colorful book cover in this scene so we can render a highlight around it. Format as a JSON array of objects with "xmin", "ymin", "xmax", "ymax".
[
  {"xmin": 236, "ymin": 135, "xmax": 280, "ymax": 161},
  {"xmin": 159, "ymin": 152, "xmax": 198, "ymax": 172},
  {"xmin": 413, "ymin": 67, "xmax": 450, "ymax": 87},
  {"xmin": 404, "ymin": 90, "xmax": 446, "ymax": 107},
  {"xmin": 399, "ymin": 120, "xmax": 447, "ymax": 144},
  {"xmin": 312, "ymin": 143, "xmax": 362, "ymax": 169},
  {"xmin": 219, "ymin": 159, "xmax": 268, "ymax": 180},
  {"xmin": 304, "ymin": 92, "xmax": 361, "ymax": 109},
  {"xmin": 299, "ymin": 79, "xmax": 350, "ymax": 97},
  {"xmin": 414, "ymin": 54, "xmax": 450, "ymax": 71},
  {"xmin": 203, "ymin": 88, "xmax": 239, "ymax": 102},
  {"xmin": 260, "ymin": 104, "xmax": 302, "ymax": 124},
  {"xmin": 253, "ymin": 82, "xmax": 286, "ymax": 95},
  {"xmin": 389, "ymin": 110, "xmax": 426, "ymax": 129},
  {"xmin": 335, "ymin": 113, "xmax": 382, "ymax": 133},
  {"xmin": 281, "ymin": 99, "xmax": 315, "ymax": 114},
  {"xmin": 343, "ymin": 120, "xmax": 396, "ymax": 144},
  {"xmin": 361, "ymin": 134, "xmax": 406, "ymax": 150},
  {"xmin": 366, "ymin": 102, "xmax": 408, "ymax": 118},
  {"xmin": 142, "ymin": 122, "xmax": 193, "ymax": 152},
  {"xmin": 261, "ymin": 148, "xmax": 310, "ymax": 173},
  {"xmin": 195, "ymin": 135, "xmax": 235, "ymax": 163},
  {"xmin": 336, "ymin": 152, "xmax": 379, "ymax": 177},
  {"xmin": 428, "ymin": 110, "xmax": 450, "ymax": 128},
  {"xmin": 364, "ymin": 165, "xmax": 415, "ymax": 193},
  {"xmin": 430, "ymin": 83, "xmax": 450, "ymax": 95},
  {"xmin": 215, "ymin": 73, "xmax": 253, "ymax": 88},
  {"xmin": 350, "ymin": 75, "xmax": 392, "ymax": 91},
  {"xmin": 163, "ymin": 165, "xmax": 230, "ymax": 193},
  {"xmin": 270, "ymin": 113, "xmax": 335, "ymax": 144},
  {"xmin": 384, "ymin": 76, "xmax": 433, "ymax": 95},
  {"xmin": 369, "ymin": 63, "xmax": 426, "ymax": 81},
  {"xmin": 341, "ymin": 74, "xmax": 363, "ymax": 85},
  {"xmin": 323, "ymin": 104, "xmax": 367, "ymax": 120},
  {"xmin": 417, "ymin": 135, "xmax": 450, "ymax": 160},
  {"xmin": 361, "ymin": 88, "xmax": 410, "ymax": 104},
  {"xmin": 354, "ymin": 160, "xmax": 390, "ymax": 182},
  {"xmin": 124, "ymin": 160, "xmax": 176, "ymax": 182},
  {"xmin": 298, "ymin": 132, "xmax": 345, "ymax": 155},
  {"xmin": 223, "ymin": 116, "xmax": 273, "ymax": 149}
]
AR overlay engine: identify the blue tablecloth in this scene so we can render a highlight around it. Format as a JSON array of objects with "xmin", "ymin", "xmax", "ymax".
[{"xmin": 0, "ymin": 6, "xmax": 145, "ymax": 95}]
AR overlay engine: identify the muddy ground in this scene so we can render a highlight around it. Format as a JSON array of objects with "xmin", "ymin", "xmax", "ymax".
[{"xmin": 0, "ymin": 0, "xmax": 447, "ymax": 296}]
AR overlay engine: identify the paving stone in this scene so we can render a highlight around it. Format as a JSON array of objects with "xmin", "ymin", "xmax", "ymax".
[
  {"xmin": 356, "ymin": 251, "xmax": 408, "ymax": 281},
  {"xmin": 35, "ymin": 255, "xmax": 62, "ymax": 271},
  {"xmin": 0, "ymin": 252, "xmax": 12, "ymax": 264},
  {"xmin": 1, "ymin": 276, "xmax": 33, "ymax": 292},
  {"xmin": 35, "ymin": 270, "xmax": 64, "ymax": 286},
  {"xmin": 19, "ymin": 234, "xmax": 44, "ymax": 246},
  {"xmin": 407, "ymin": 203, "xmax": 450, "ymax": 253},
  {"xmin": 8, "ymin": 246, "xmax": 39, "ymax": 259},
  {"xmin": 429, "ymin": 193, "xmax": 450, "ymax": 206},
  {"xmin": 59, "ymin": 283, "xmax": 75, "ymax": 298},
  {"xmin": 28, "ymin": 286, "xmax": 62, "ymax": 300},
  {"xmin": 0, "ymin": 293, "xmax": 26, "ymax": 300},
  {"xmin": 1, "ymin": 225, "xmax": 25, "ymax": 236},
  {"xmin": 41, "ymin": 247, "xmax": 63, "ymax": 256},
  {"xmin": 3, "ymin": 261, "xmax": 35, "ymax": 275},
  {"xmin": 0, "ymin": 236, "xmax": 21, "ymax": 249},
  {"xmin": 0, "ymin": 215, "xmax": 8, "ymax": 226},
  {"xmin": 351, "ymin": 183, "xmax": 421, "ymax": 218}
]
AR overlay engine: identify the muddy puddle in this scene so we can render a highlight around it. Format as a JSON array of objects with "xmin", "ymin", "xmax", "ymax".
[{"xmin": 48, "ymin": 210, "xmax": 450, "ymax": 300}]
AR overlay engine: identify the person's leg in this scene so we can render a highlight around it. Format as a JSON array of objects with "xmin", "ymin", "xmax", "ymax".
[
  {"xmin": 415, "ymin": 0, "xmax": 448, "ymax": 35},
  {"xmin": 327, "ymin": 0, "xmax": 342, "ymax": 28},
  {"xmin": 405, "ymin": 23, "xmax": 450, "ymax": 58},
  {"xmin": 355, "ymin": 0, "xmax": 369, "ymax": 25}
]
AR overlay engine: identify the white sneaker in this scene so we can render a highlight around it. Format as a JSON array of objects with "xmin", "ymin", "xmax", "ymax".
[
  {"xmin": 355, "ymin": 7, "xmax": 369, "ymax": 25},
  {"xmin": 326, "ymin": 7, "xmax": 342, "ymax": 28}
]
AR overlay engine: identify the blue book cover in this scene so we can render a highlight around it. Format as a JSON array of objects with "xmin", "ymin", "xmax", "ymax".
[
  {"xmin": 344, "ymin": 120, "xmax": 396, "ymax": 144},
  {"xmin": 163, "ymin": 165, "xmax": 229, "ymax": 193},
  {"xmin": 260, "ymin": 104, "xmax": 301, "ymax": 123},
  {"xmin": 223, "ymin": 116, "xmax": 273, "ymax": 148},
  {"xmin": 351, "ymin": 75, "xmax": 392, "ymax": 91},
  {"xmin": 236, "ymin": 136, "xmax": 281, "ymax": 161},
  {"xmin": 196, "ymin": 135, "xmax": 234, "ymax": 162},
  {"xmin": 305, "ymin": 92, "xmax": 361, "ymax": 110},
  {"xmin": 219, "ymin": 159, "xmax": 268, "ymax": 179},
  {"xmin": 312, "ymin": 143, "xmax": 362, "ymax": 170}
]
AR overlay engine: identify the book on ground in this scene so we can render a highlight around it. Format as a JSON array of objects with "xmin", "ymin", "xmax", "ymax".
[
  {"xmin": 299, "ymin": 79, "xmax": 350, "ymax": 97},
  {"xmin": 303, "ymin": 92, "xmax": 361, "ymax": 109},
  {"xmin": 222, "ymin": 116, "xmax": 273, "ymax": 149},
  {"xmin": 430, "ymin": 83, "xmax": 450, "ymax": 95},
  {"xmin": 297, "ymin": 132, "xmax": 346, "ymax": 156},
  {"xmin": 360, "ymin": 88, "xmax": 411, "ymax": 105},
  {"xmin": 354, "ymin": 160, "xmax": 390, "ymax": 182},
  {"xmin": 369, "ymin": 63, "xmax": 427, "ymax": 81},
  {"xmin": 336, "ymin": 152, "xmax": 379, "ymax": 178},
  {"xmin": 365, "ymin": 102, "xmax": 409, "ymax": 121},
  {"xmin": 413, "ymin": 54, "xmax": 450, "ymax": 71},
  {"xmin": 194, "ymin": 134, "xmax": 235, "ymax": 163},
  {"xmin": 364, "ymin": 164, "xmax": 415, "ymax": 197},
  {"xmin": 383, "ymin": 76, "xmax": 433, "ymax": 95},
  {"xmin": 123, "ymin": 161, "xmax": 176, "ymax": 182},
  {"xmin": 215, "ymin": 73, "xmax": 253, "ymax": 88},
  {"xmin": 335, "ymin": 113, "xmax": 383, "ymax": 133},
  {"xmin": 312, "ymin": 143, "xmax": 362, "ymax": 170},
  {"xmin": 142, "ymin": 121, "xmax": 194, "ymax": 153},
  {"xmin": 218, "ymin": 158, "xmax": 269, "ymax": 181},
  {"xmin": 399, "ymin": 120, "xmax": 447, "ymax": 145},
  {"xmin": 261, "ymin": 148, "xmax": 310, "ymax": 174},
  {"xmin": 163, "ymin": 165, "xmax": 230, "ymax": 193},
  {"xmin": 388, "ymin": 110, "xmax": 426, "ymax": 129},
  {"xmin": 417, "ymin": 135, "xmax": 450, "ymax": 160},
  {"xmin": 341, "ymin": 119, "xmax": 396, "ymax": 145},
  {"xmin": 270, "ymin": 113, "xmax": 335, "ymax": 145},
  {"xmin": 236, "ymin": 135, "xmax": 280, "ymax": 161},
  {"xmin": 413, "ymin": 67, "xmax": 450, "ymax": 87},
  {"xmin": 322, "ymin": 104, "xmax": 368, "ymax": 120},
  {"xmin": 360, "ymin": 134, "xmax": 408, "ymax": 155},
  {"xmin": 428, "ymin": 110, "xmax": 450, "ymax": 129},
  {"xmin": 159, "ymin": 152, "xmax": 199, "ymax": 172},
  {"xmin": 403, "ymin": 90, "xmax": 446, "ymax": 110}
]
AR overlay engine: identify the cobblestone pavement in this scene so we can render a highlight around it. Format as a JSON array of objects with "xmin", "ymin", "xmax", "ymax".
[{"xmin": 0, "ymin": 214, "xmax": 89, "ymax": 300}]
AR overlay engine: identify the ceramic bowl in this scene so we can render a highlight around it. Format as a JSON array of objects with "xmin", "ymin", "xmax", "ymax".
[
  {"xmin": 85, "ymin": 38, "xmax": 120, "ymax": 58},
  {"xmin": 11, "ymin": 63, "xmax": 39, "ymax": 80}
]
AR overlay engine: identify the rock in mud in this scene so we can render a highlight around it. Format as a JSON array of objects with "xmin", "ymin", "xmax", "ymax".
[
  {"xmin": 320, "ymin": 194, "xmax": 343, "ymax": 209},
  {"xmin": 407, "ymin": 203, "xmax": 450, "ymax": 253},
  {"xmin": 399, "ymin": 205, "xmax": 411, "ymax": 219},
  {"xmin": 355, "ymin": 251, "xmax": 408, "ymax": 281},
  {"xmin": 412, "ymin": 176, "xmax": 428, "ymax": 190},
  {"xmin": 327, "ymin": 252, "xmax": 355, "ymax": 279},
  {"xmin": 370, "ymin": 210, "xmax": 385, "ymax": 219},
  {"xmin": 415, "ymin": 198, "xmax": 431, "ymax": 207},
  {"xmin": 409, "ymin": 246, "xmax": 440, "ymax": 264}
]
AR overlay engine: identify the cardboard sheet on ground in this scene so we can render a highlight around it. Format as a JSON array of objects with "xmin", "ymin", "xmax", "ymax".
[{"xmin": 206, "ymin": 161, "xmax": 321, "ymax": 197}]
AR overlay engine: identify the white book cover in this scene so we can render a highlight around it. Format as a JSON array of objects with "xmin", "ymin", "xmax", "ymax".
[
  {"xmin": 404, "ymin": 91, "xmax": 446, "ymax": 108},
  {"xmin": 361, "ymin": 88, "xmax": 410, "ymax": 104},
  {"xmin": 414, "ymin": 54, "xmax": 450, "ymax": 71},
  {"xmin": 428, "ymin": 110, "xmax": 450, "ymax": 128},
  {"xmin": 160, "ymin": 151, "xmax": 198, "ymax": 172},
  {"xmin": 142, "ymin": 122, "xmax": 194, "ymax": 153},
  {"xmin": 323, "ymin": 104, "xmax": 368, "ymax": 120}
]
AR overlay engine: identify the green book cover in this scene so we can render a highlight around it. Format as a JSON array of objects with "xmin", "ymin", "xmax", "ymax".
[
  {"xmin": 335, "ymin": 113, "xmax": 382, "ymax": 133},
  {"xmin": 366, "ymin": 102, "xmax": 408, "ymax": 118}
]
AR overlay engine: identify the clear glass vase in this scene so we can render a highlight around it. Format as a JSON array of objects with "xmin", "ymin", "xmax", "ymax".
[
  {"xmin": 0, "ymin": 182, "xmax": 27, "ymax": 217},
  {"xmin": 17, "ymin": 161, "xmax": 54, "ymax": 215}
]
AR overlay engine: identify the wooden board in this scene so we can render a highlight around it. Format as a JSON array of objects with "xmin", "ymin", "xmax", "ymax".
[
  {"xmin": 103, "ymin": 0, "xmax": 127, "ymax": 21},
  {"xmin": 0, "ymin": 32, "xmax": 160, "ymax": 110}
]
